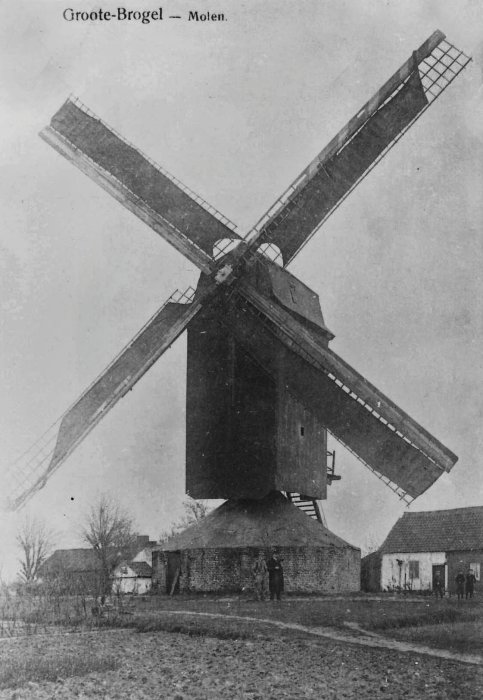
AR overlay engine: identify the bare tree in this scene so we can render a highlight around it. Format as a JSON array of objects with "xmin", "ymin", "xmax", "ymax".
[
  {"xmin": 159, "ymin": 497, "xmax": 211, "ymax": 542},
  {"xmin": 362, "ymin": 531, "xmax": 382, "ymax": 557},
  {"xmin": 81, "ymin": 494, "xmax": 137, "ymax": 595},
  {"xmin": 16, "ymin": 516, "xmax": 54, "ymax": 583},
  {"xmin": 180, "ymin": 497, "xmax": 211, "ymax": 526}
]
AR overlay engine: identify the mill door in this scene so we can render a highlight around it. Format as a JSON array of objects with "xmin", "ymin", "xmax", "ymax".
[
  {"xmin": 166, "ymin": 551, "xmax": 181, "ymax": 595},
  {"xmin": 432, "ymin": 564, "xmax": 446, "ymax": 591}
]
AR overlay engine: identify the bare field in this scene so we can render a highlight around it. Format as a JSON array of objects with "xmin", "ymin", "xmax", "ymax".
[
  {"xmin": 1, "ymin": 594, "xmax": 482, "ymax": 698},
  {"xmin": 1, "ymin": 625, "xmax": 483, "ymax": 699}
]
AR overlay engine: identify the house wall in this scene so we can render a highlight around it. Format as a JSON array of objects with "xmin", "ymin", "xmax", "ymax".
[
  {"xmin": 381, "ymin": 552, "xmax": 446, "ymax": 591},
  {"xmin": 115, "ymin": 576, "xmax": 151, "ymax": 595},
  {"xmin": 112, "ymin": 567, "xmax": 152, "ymax": 595},
  {"xmin": 153, "ymin": 546, "xmax": 360, "ymax": 594},
  {"xmin": 446, "ymin": 550, "xmax": 483, "ymax": 595}
]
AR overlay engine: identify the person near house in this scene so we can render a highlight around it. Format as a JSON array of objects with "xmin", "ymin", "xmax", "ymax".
[
  {"xmin": 252, "ymin": 552, "xmax": 268, "ymax": 601},
  {"xmin": 465, "ymin": 569, "xmax": 477, "ymax": 599},
  {"xmin": 433, "ymin": 571, "xmax": 444, "ymax": 599},
  {"xmin": 455, "ymin": 570, "xmax": 466, "ymax": 600},
  {"xmin": 267, "ymin": 552, "xmax": 284, "ymax": 601}
]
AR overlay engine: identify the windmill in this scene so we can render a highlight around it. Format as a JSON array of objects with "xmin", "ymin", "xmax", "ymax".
[{"xmin": 7, "ymin": 30, "xmax": 469, "ymax": 538}]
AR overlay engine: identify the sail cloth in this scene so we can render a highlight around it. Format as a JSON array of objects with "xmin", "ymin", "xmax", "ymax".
[
  {"xmin": 46, "ymin": 99, "xmax": 239, "ymax": 260},
  {"xmin": 263, "ymin": 70, "xmax": 428, "ymax": 263},
  {"xmin": 46, "ymin": 302, "xmax": 197, "ymax": 481}
]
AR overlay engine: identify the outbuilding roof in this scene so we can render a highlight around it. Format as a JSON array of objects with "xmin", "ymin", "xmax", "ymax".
[
  {"xmin": 381, "ymin": 506, "xmax": 483, "ymax": 554},
  {"xmin": 40, "ymin": 548, "xmax": 100, "ymax": 574}
]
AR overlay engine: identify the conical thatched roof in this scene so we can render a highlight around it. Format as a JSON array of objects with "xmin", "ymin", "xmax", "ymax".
[{"xmin": 158, "ymin": 492, "xmax": 357, "ymax": 550}]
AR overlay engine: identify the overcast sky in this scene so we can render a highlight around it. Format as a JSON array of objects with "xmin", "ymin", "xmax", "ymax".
[{"xmin": 1, "ymin": 0, "xmax": 482, "ymax": 580}]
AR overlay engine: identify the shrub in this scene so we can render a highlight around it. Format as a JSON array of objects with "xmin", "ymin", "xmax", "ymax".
[{"xmin": 0, "ymin": 651, "xmax": 118, "ymax": 689}]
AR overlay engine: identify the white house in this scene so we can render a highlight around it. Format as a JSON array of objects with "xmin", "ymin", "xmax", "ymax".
[
  {"xmin": 112, "ymin": 560, "xmax": 153, "ymax": 595},
  {"xmin": 111, "ymin": 535, "xmax": 157, "ymax": 594},
  {"xmin": 362, "ymin": 506, "xmax": 483, "ymax": 594}
]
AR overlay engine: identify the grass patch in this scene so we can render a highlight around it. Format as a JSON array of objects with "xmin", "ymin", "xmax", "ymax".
[
  {"xmin": 116, "ymin": 614, "xmax": 271, "ymax": 641},
  {"xmin": 0, "ymin": 650, "xmax": 118, "ymax": 690},
  {"xmin": 370, "ymin": 605, "xmax": 464, "ymax": 630},
  {"xmin": 390, "ymin": 621, "xmax": 483, "ymax": 654}
]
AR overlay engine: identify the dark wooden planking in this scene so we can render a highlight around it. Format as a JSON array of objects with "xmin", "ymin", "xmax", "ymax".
[
  {"xmin": 186, "ymin": 307, "xmax": 278, "ymax": 499},
  {"xmin": 275, "ymin": 387, "xmax": 327, "ymax": 499},
  {"xmin": 186, "ymin": 293, "xmax": 327, "ymax": 500}
]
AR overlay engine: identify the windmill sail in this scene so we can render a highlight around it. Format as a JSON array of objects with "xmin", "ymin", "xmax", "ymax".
[
  {"xmin": 248, "ymin": 31, "xmax": 471, "ymax": 264},
  {"xmin": 41, "ymin": 98, "xmax": 241, "ymax": 273},
  {"xmin": 7, "ymin": 290, "xmax": 203, "ymax": 510},
  {"xmin": 228, "ymin": 284, "xmax": 456, "ymax": 501}
]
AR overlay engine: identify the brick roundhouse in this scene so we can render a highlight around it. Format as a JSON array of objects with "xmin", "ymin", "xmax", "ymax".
[{"xmin": 153, "ymin": 492, "xmax": 360, "ymax": 595}]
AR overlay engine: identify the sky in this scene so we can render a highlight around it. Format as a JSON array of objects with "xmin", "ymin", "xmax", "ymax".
[{"xmin": 1, "ymin": 0, "xmax": 483, "ymax": 581}]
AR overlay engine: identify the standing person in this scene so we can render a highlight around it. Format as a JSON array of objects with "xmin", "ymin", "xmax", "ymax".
[
  {"xmin": 455, "ymin": 570, "xmax": 465, "ymax": 600},
  {"xmin": 465, "ymin": 569, "xmax": 477, "ymax": 599},
  {"xmin": 267, "ymin": 552, "xmax": 284, "ymax": 601},
  {"xmin": 433, "ymin": 571, "xmax": 444, "ymax": 599},
  {"xmin": 251, "ymin": 552, "xmax": 268, "ymax": 601}
]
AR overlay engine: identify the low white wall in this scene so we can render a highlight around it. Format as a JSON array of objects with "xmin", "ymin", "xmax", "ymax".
[
  {"xmin": 114, "ymin": 576, "xmax": 152, "ymax": 595},
  {"xmin": 381, "ymin": 552, "xmax": 446, "ymax": 591}
]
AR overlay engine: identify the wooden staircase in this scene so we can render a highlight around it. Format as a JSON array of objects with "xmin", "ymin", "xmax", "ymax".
[{"xmin": 286, "ymin": 493, "xmax": 327, "ymax": 527}]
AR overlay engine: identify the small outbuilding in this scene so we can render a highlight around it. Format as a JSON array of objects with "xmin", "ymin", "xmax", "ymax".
[
  {"xmin": 153, "ymin": 491, "xmax": 360, "ymax": 595},
  {"xmin": 362, "ymin": 506, "xmax": 483, "ymax": 594},
  {"xmin": 112, "ymin": 561, "xmax": 153, "ymax": 594}
]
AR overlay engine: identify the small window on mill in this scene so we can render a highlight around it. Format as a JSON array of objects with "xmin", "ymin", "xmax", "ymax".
[{"xmin": 300, "ymin": 426, "xmax": 305, "ymax": 437}]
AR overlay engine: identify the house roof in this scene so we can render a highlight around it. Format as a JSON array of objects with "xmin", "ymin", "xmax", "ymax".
[
  {"xmin": 381, "ymin": 506, "xmax": 483, "ymax": 554},
  {"xmin": 113, "ymin": 560, "xmax": 152, "ymax": 578},
  {"xmin": 157, "ymin": 491, "xmax": 358, "ymax": 550},
  {"xmin": 40, "ymin": 548, "xmax": 100, "ymax": 574},
  {"xmin": 40, "ymin": 535, "xmax": 156, "ymax": 576},
  {"xmin": 130, "ymin": 561, "xmax": 152, "ymax": 577}
]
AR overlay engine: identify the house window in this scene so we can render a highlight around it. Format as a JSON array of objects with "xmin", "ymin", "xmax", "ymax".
[
  {"xmin": 300, "ymin": 426, "xmax": 305, "ymax": 437},
  {"xmin": 408, "ymin": 560, "xmax": 419, "ymax": 579},
  {"xmin": 470, "ymin": 563, "xmax": 480, "ymax": 581}
]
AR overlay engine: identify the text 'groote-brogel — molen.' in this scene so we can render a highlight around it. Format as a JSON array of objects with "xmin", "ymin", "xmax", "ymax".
[{"xmin": 62, "ymin": 8, "xmax": 227, "ymax": 23}]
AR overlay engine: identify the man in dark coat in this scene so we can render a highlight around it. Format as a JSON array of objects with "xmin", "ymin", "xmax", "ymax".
[
  {"xmin": 267, "ymin": 553, "xmax": 284, "ymax": 601},
  {"xmin": 433, "ymin": 571, "xmax": 444, "ymax": 599},
  {"xmin": 466, "ymin": 569, "xmax": 477, "ymax": 599},
  {"xmin": 455, "ymin": 570, "xmax": 465, "ymax": 600}
]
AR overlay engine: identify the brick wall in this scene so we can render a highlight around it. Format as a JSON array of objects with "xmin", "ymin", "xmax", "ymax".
[{"xmin": 153, "ymin": 546, "xmax": 360, "ymax": 594}]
